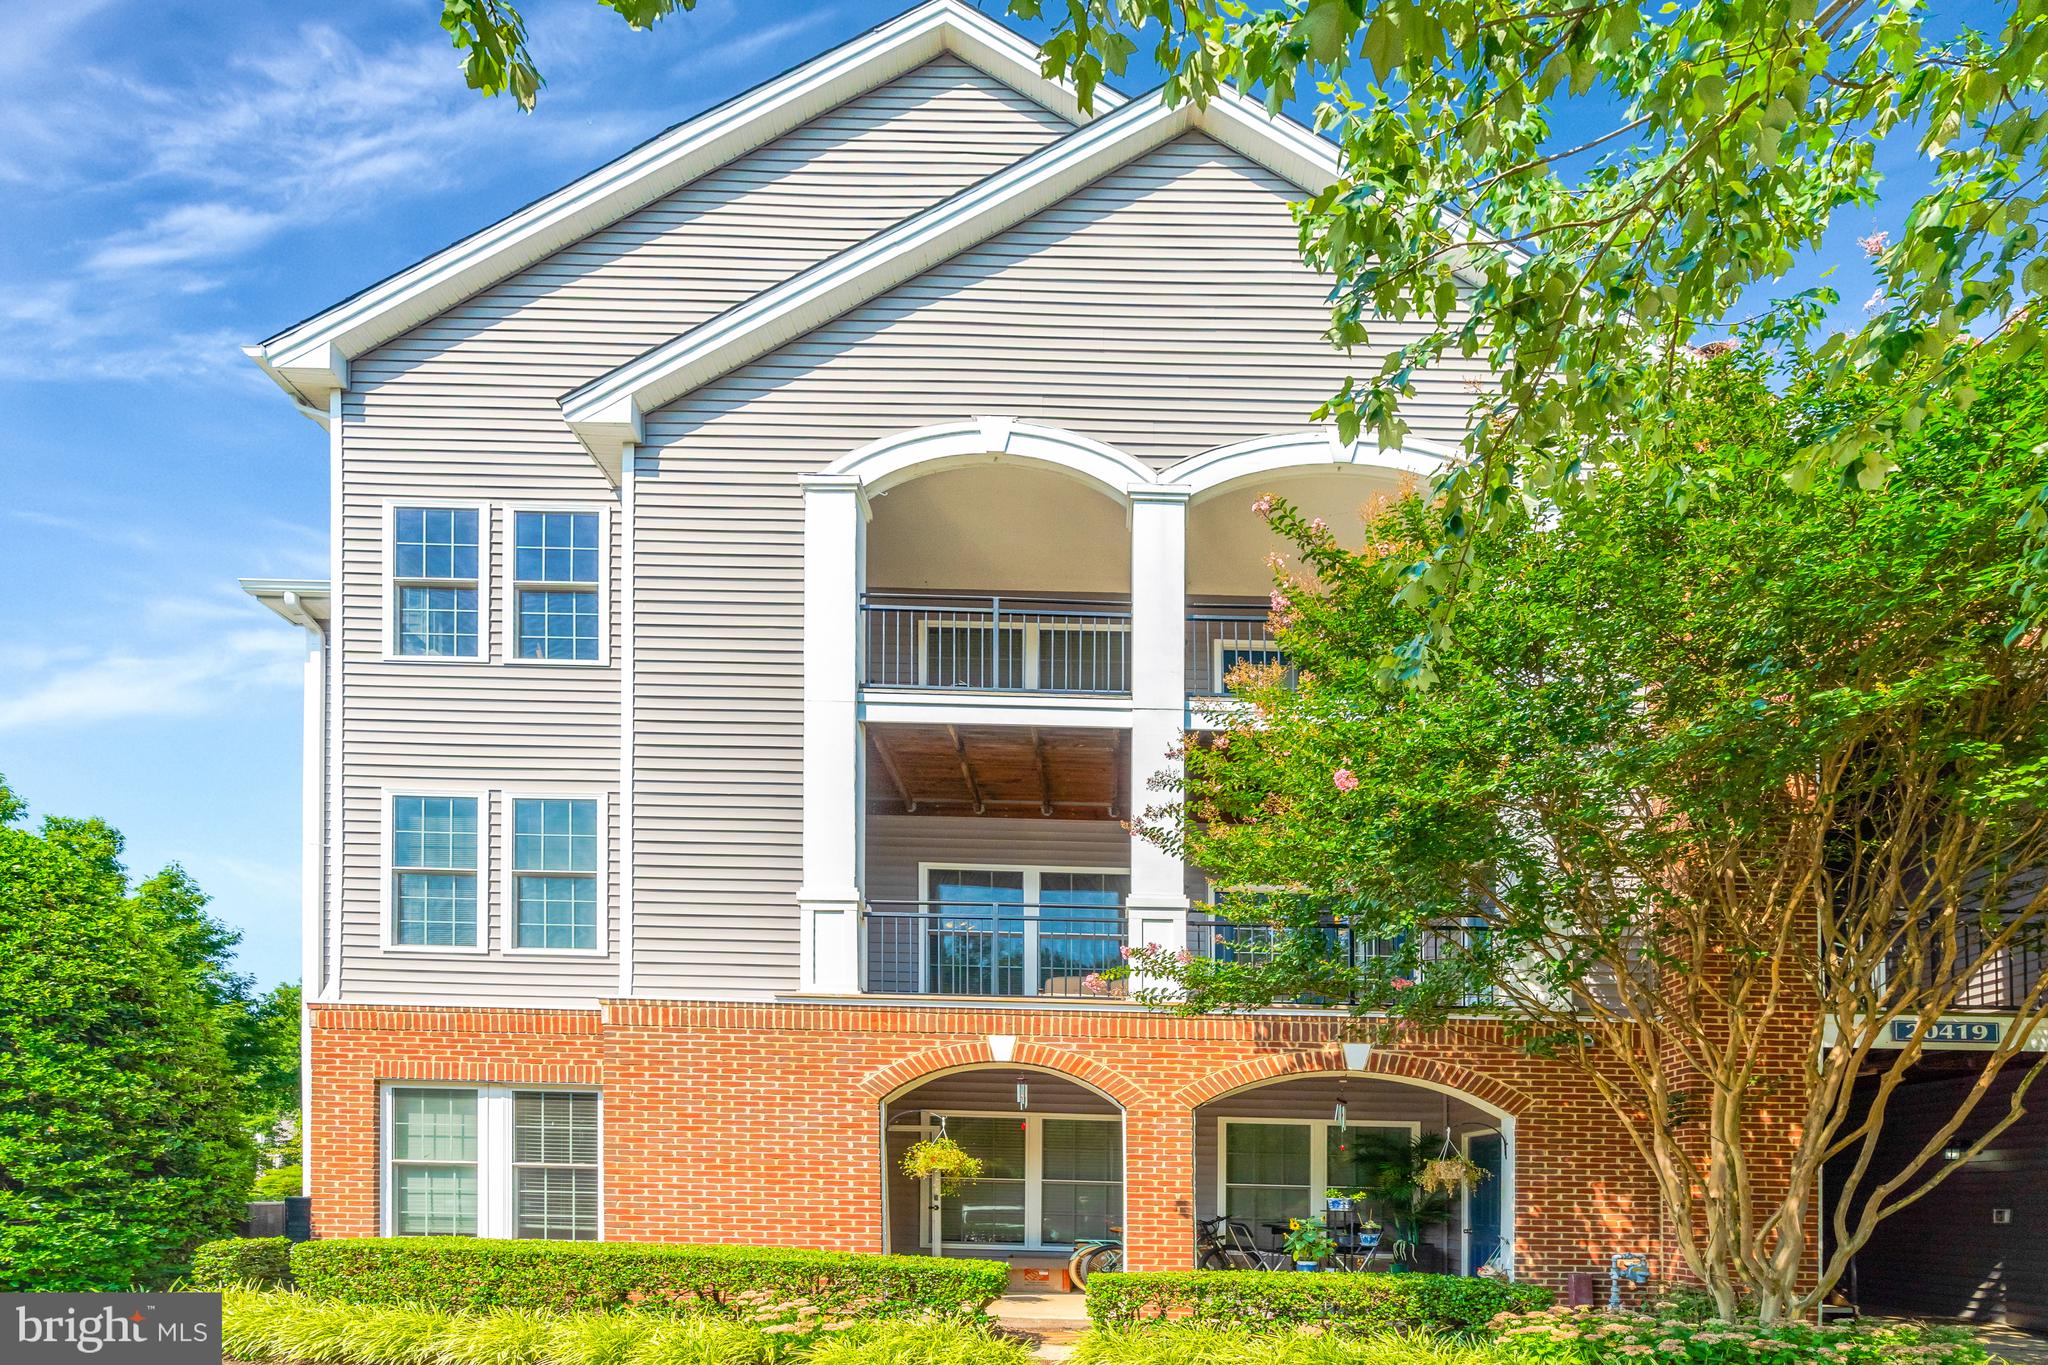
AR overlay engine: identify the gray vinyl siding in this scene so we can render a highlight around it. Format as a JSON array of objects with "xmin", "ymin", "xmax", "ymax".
[
  {"xmin": 331, "ymin": 63, "xmax": 1072, "ymax": 1004},
  {"xmin": 634, "ymin": 133, "xmax": 1483, "ymax": 996},
  {"xmin": 864, "ymin": 814, "xmax": 1131, "ymax": 904}
]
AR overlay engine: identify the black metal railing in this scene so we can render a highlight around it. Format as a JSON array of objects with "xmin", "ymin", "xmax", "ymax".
[
  {"xmin": 1187, "ymin": 917, "xmax": 1496, "ymax": 1007},
  {"xmin": 864, "ymin": 901, "xmax": 1128, "ymax": 997},
  {"xmin": 1187, "ymin": 603, "xmax": 1295, "ymax": 698},
  {"xmin": 1882, "ymin": 932, "xmax": 2046, "ymax": 1013},
  {"xmin": 861, "ymin": 593, "xmax": 1132, "ymax": 694}
]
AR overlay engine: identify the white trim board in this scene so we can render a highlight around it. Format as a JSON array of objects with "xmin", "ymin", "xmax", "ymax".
[{"xmin": 245, "ymin": 0, "xmax": 1115, "ymax": 409}]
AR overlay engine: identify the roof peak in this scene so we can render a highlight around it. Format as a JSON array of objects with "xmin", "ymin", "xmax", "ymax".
[{"xmin": 247, "ymin": 0, "xmax": 1117, "ymax": 413}]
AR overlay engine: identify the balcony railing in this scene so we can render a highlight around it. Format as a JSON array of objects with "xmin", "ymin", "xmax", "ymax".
[
  {"xmin": 1187, "ymin": 604, "xmax": 1294, "ymax": 697},
  {"xmin": 864, "ymin": 901, "xmax": 1128, "ymax": 997},
  {"xmin": 862, "ymin": 593, "xmax": 1132, "ymax": 694},
  {"xmin": 1188, "ymin": 916, "xmax": 1495, "ymax": 1007},
  {"xmin": 1883, "ymin": 933, "xmax": 2046, "ymax": 1013}
]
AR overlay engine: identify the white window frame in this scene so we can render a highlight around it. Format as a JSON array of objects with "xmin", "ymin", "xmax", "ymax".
[
  {"xmin": 914, "ymin": 619, "xmax": 1130, "ymax": 692},
  {"xmin": 503, "ymin": 503, "xmax": 610, "ymax": 668},
  {"xmin": 379, "ymin": 1083, "xmax": 603, "ymax": 1240},
  {"xmin": 1214, "ymin": 1116, "xmax": 1422, "ymax": 1227},
  {"xmin": 383, "ymin": 501, "xmax": 491, "ymax": 663},
  {"xmin": 921, "ymin": 1110, "xmax": 1122, "ymax": 1252},
  {"xmin": 502, "ymin": 791, "xmax": 610, "ymax": 957},
  {"xmin": 917, "ymin": 862, "xmax": 1128, "ymax": 996},
  {"xmin": 381, "ymin": 786, "xmax": 490, "ymax": 955},
  {"xmin": 1210, "ymin": 636, "xmax": 1283, "ymax": 693}
]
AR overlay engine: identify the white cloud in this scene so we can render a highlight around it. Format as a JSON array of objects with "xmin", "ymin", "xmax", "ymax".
[
  {"xmin": 0, "ymin": 628, "xmax": 303, "ymax": 734},
  {"xmin": 87, "ymin": 203, "xmax": 290, "ymax": 274}
]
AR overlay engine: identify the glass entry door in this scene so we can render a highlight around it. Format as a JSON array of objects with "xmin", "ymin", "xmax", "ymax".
[{"xmin": 931, "ymin": 1113, "xmax": 1122, "ymax": 1250}]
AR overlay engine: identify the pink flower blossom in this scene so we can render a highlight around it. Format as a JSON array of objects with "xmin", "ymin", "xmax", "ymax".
[
  {"xmin": 1858, "ymin": 229, "xmax": 1890, "ymax": 258},
  {"xmin": 1082, "ymin": 972, "xmax": 1109, "ymax": 996},
  {"xmin": 1251, "ymin": 493, "xmax": 1276, "ymax": 519},
  {"xmin": 1391, "ymin": 977, "xmax": 1414, "ymax": 990},
  {"xmin": 1332, "ymin": 768, "xmax": 1359, "ymax": 792},
  {"xmin": 1119, "ymin": 945, "xmax": 1134, "ymax": 960},
  {"xmin": 1270, "ymin": 589, "xmax": 1291, "ymax": 613},
  {"xmin": 1309, "ymin": 516, "xmax": 1328, "ymax": 533}
]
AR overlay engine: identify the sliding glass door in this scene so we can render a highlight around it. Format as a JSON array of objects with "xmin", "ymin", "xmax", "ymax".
[
  {"xmin": 929, "ymin": 1113, "xmax": 1122, "ymax": 1250},
  {"xmin": 923, "ymin": 867, "xmax": 1127, "ymax": 997}
]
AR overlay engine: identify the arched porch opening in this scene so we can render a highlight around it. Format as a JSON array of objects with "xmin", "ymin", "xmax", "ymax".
[
  {"xmin": 1192, "ymin": 1070, "xmax": 1514, "ymax": 1276},
  {"xmin": 880, "ymin": 1063, "xmax": 1128, "ymax": 1270}
]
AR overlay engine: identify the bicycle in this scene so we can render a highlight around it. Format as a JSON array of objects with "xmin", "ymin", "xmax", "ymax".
[{"xmin": 1068, "ymin": 1225, "xmax": 1124, "ymax": 1288}]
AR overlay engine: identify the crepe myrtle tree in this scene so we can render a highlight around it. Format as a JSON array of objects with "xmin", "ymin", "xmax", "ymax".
[
  {"xmin": 1130, "ymin": 349, "xmax": 2048, "ymax": 1323},
  {"xmin": 1019, "ymin": 0, "xmax": 2048, "ymax": 682}
]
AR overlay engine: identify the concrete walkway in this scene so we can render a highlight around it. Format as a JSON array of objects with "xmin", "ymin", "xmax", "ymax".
[{"xmin": 991, "ymin": 1291, "xmax": 1092, "ymax": 1361}]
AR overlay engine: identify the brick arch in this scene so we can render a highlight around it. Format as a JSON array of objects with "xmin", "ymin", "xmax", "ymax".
[
  {"xmin": 858, "ymin": 1039, "xmax": 1153, "ymax": 1110},
  {"xmin": 1174, "ymin": 1048, "xmax": 1531, "ymax": 1118}
]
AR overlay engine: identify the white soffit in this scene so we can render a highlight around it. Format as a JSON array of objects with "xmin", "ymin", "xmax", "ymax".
[
  {"xmin": 245, "ymin": 0, "xmax": 1118, "ymax": 408},
  {"xmin": 560, "ymin": 88, "xmax": 1353, "ymax": 480}
]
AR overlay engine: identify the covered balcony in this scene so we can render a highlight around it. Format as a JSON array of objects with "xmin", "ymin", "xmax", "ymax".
[{"xmin": 862, "ymin": 722, "xmax": 1131, "ymax": 998}]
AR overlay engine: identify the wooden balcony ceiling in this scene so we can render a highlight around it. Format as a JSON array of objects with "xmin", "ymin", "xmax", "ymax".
[{"xmin": 866, "ymin": 723, "xmax": 1127, "ymax": 820}]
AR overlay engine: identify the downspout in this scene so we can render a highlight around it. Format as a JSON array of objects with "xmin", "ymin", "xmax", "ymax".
[{"xmin": 279, "ymin": 584, "xmax": 325, "ymax": 1209}]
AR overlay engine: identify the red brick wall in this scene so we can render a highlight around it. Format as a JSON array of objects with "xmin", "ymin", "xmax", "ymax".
[{"xmin": 308, "ymin": 1000, "xmax": 1662, "ymax": 1287}]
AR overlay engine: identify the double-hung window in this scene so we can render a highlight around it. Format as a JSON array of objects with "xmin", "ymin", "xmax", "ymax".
[
  {"xmin": 513, "ymin": 511, "xmax": 601, "ymax": 662},
  {"xmin": 511, "ymin": 797, "xmax": 599, "ymax": 951},
  {"xmin": 391, "ymin": 795, "xmax": 480, "ymax": 948},
  {"xmin": 393, "ymin": 507, "xmax": 481, "ymax": 657},
  {"xmin": 385, "ymin": 1086, "xmax": 599, "ymax": 1239}
]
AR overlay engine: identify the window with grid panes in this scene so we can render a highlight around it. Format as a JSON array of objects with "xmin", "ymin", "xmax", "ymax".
[
  {"xmin": 392, "ymin": 796, "xmax": 478, "ymax": 947},
  {"xmin": 513, "ymin": 511, "xmax": 600, "ymax": 661},
  {"xmin": 513, "ymin": 1091, "xmax": 599, "ymax": 1239},
  {"xmin": 938, "ymin": 1116, "xmax": 1027, "ymax": 1244},
  {"xmin": 1040, "ymin": 1118, "xmax": 1122, "ymax": 1243},
  {"xmin": 1223, "ymin": 1122, "xmax": 1312, "ymax": 1229},
  {"xmin": 389, "ymin": 1089, "xmax": 479, "ymax": 1235},
  {"xmin": 512, "ymin": 798, "xmax": 598, "ymax": 950},
  {"xmin": 394, "ymin": 508, "xmax": 480, "ymax": 657}
]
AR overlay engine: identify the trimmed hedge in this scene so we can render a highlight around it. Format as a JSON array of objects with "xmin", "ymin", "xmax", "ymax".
[
  {"xmin": 289, "ymin": 1238, "xmax": 1007, "ymax": 1326},
  {"xmin": 1085, "ymin": 1270, "xmax": 1553, "ymax": 1331},
  {"xmin": 190, "ymin": 1236, "xmax": 293, "ymax": 1289}
]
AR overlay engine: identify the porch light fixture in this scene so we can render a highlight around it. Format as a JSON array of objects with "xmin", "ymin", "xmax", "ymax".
[
  {"xmin": 1016, "ymin": 1081, "xmax": 1030, "ymax": 1111},
  {"xmin": 1943, "ymin": 1144, "xmax": 1965, "ymax": 1162}
]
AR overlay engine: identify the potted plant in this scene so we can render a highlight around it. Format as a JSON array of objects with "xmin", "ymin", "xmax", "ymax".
[
  {"xmin": 901, "ymin": 1134, "xmax": 982, "ymax": 1194},
  {"xmin": 1283, "ymin": 1215, "xmax": 1335, "ymax": 1271}
]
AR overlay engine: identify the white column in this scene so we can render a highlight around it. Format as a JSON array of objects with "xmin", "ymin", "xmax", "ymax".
[
  {"xmin": 1127, "ymin": 485, "xmax": 1193, "ymax": 992},
  {"xmin": 797, "ymin": 473, "xmax": 867, "ymax": 993}
]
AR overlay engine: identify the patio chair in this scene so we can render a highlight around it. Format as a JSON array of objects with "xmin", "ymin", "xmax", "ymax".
[{"xmin": 1225, "ymin": 1218, "xmax": 1291, "ymax": 1270}]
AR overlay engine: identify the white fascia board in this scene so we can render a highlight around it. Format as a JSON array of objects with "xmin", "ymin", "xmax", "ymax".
[
  {"xmin": 242, "ymin": 578, "xmax": 333, "ymax": 626},
  {"xmin": 247, "ymin": 0, "xmax": 1115, "ymax": 407},
  {"xmin": 562, "ymin": 96, "xmax": 1196, "ymax": 465}
]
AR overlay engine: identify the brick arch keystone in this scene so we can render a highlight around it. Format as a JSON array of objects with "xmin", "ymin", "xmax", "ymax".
[
  {"xmin": 1173, "ymin": 1048, "xmax": 1532, "ymax": 1117},
  {"xmin": 858, "ymin": 1039, "xmax": 1153, "ymax": 1110}
]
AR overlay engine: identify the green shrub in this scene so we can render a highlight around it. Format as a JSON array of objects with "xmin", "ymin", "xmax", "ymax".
[
  {"xmin": 253, "ymin": 1165, "xmax": 304, "ymax": 1199},
  {"xmin": 0, "ymin": 797, "xmax": 254, "ymax": 1289},
  {"xmin": 1085, "ymin": 1271, "xmax": 1552, "ymax": 1332},
  {"xmin": 1075, "ymin": 1325, "xmax": 1501, "ymax": 1365},
  {"xmin": 1489, "ymin": 1308, "xmax": 1988, "ymax": 1365},
  {"xmin": 190, "ymin": 1236, "xmax": 294, "ymax": 1289},
  {"xmin": 801, "ymin": 1322, "xmax": 1030, "ymax": 1365},
  {"xmin": 221, "ymin": 1291, "xmax": 773, "ymax": 1365},
  {"xmin": 291, "ymin": 1239, "xmax": 1006, "ymax": 1327}
]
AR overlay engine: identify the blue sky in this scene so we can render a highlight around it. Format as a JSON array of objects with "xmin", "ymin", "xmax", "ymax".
[{"xmin": 0, "ymin": 0, "xmax": 1924, "ymax": 987}]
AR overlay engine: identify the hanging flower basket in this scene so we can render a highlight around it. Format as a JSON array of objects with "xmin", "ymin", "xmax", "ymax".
[
  {"xmin": 1416, "ymin": 1153, "xmax": 1489, "ymax": 1196},
  {"xmin": 900, "ymin": 1135, "xmax": 983, "ymax": 1196}
]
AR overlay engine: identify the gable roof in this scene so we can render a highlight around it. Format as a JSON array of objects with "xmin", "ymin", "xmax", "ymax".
[
  {"xmin": 558, "ymin": 85, "xmax": 1349, "ymax": 480},
  {"xmin": 244, "ymin": 0, "xmax": 1118, "ymax": 411}
]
